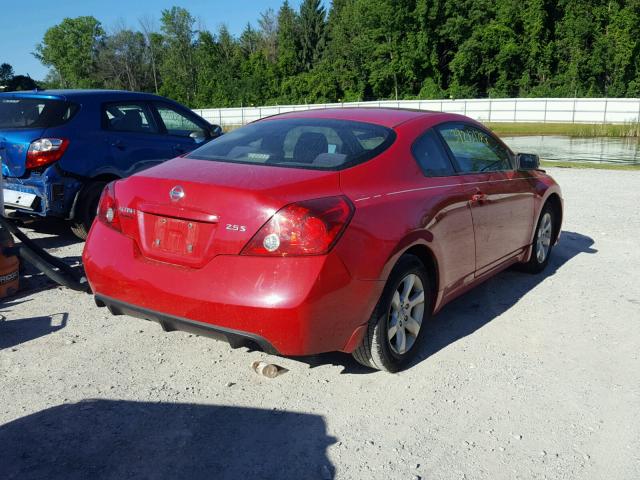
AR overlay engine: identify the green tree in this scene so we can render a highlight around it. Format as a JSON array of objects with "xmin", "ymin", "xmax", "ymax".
[
  {"xmin": 6, "ymin": 75, "xmax": 38, "ymax": 92},
  {"xmin": 552, "ymin": 0, "xmax": 601, "ymax": 96},
  {"xmin": 139, "ymin": 16, "xmax": 162, "ymax": 94},
  {"xmin": 449, "ymin": 22, "xmax": 523, "ymax": 97},
  {"xmin": 364, "ymin": 0, "xmax": 416, "ymax": 100},
  {"xmin": 0, "ymin": 63, "xmax": 14, "ymax": 84},
  {"xmin": 517, "ymin": 0, "xmax": 557, "ymax": 96},
  {"xmin": 619, "ymin": 1, "xmax": 640, "ymax": 95},
  {"xmin": 299, "ymin": 0, "xmax": 326, "ymax": 71},
  {"xmin": 159, "ymin": 7, "xmax": 197, "ymax": 105},
  {"xmin": 34, "ymin": 16, "xmax": 105, "ymax": 88},
  {"xmin": 412, "ymin": 0, "xmax": 447, "ymax": 98},
  {"xmin": 591, "ymin": 0, "xmax": 640, "ymax": 96},
  {"xmin": 277, "ymin": 1, "xmax": 301, "ymax": 78},
  {"xmin": 29, "ymin": 0, "xmax": 640, "ymax": 104},
  {"xmin": 195, "ymin": 26, "xmax": 243, "ymax": 107},
  {"xmin": 240, "ymin": 24, "xmax": 261, "ymax": 56},
  {"xmin": 316, "ymin": 0, "xmax": 368, "ymax": 101},
  {"xmin": 98, "ymin": 28, "xmax": 153, "ymax": 91},
  {"xmin": 258, "ymin": 8, "xmax": 279, "ymax": 62},
  {"xmin": 238, "ymin": 23, "xmax": 279, "ymax": 104},
  {"xmin": 320, "ymin": 0, "xmax": 416, "ymax": 101}
]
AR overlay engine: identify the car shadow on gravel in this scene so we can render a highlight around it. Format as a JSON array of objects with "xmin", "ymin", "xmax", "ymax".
[
  {"xmin": 410, "ymin": 230, "xmax": 596, "ymax": 369},
  {"xmin": 0, "ymin": 312, "xmax": 68, "ymax": 350},
  {"xmin": 0, "ymin": 400, "xmax": 337, "ymax": 480},
  {"xmin": 15, "ymin": 218, "xmax": 83, "ymax": 250},
  {"xmin": 299, "ymin": 231, "xmax": 596, "ymax": 374}
]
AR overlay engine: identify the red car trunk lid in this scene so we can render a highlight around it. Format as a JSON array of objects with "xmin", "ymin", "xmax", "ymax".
[{"xmin": 115, "ymin": 158, "xmax": 342, "ymax": 268}]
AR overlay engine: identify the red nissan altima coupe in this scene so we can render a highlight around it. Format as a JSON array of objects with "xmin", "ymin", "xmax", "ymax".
[{"xmin": 83, "ymin": 108, "xmax": 562, "ymax": 372}]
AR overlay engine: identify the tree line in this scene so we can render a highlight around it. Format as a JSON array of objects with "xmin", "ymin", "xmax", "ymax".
[
  {"xmin": 12, "ymin": 0, "xmax": 640, "ymax": 106},
  {"xmin": 0, "ymin": 63, "xmax": 38, "ymax": 91}
]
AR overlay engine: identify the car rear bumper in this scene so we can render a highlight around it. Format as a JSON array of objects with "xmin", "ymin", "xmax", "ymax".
[
  {"xmin": 83, "ymin": 221, "xmax": 383, "ymax": 356},
  {"xmin": 96, "ymin": 294, "xmax": 280, "ymax": 354},
  {"xmin": 2, "ymin": 182, "xmax": 45, "ymax": 214},
  {"xmin": 2, "ymin": 170, "xmax": 80, "ymax": 217}
]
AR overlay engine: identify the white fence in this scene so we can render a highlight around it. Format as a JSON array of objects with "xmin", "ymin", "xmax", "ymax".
[{"xmin": 193, "ymin": 98, "xmax": 640, "ymax": 127}]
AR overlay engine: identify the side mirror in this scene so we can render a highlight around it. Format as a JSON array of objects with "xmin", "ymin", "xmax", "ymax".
[
  {"xmin": 209, "ymin": 125, "xmax": 223, "ymax": 139},
  {"xmin": 516, "ymin": 153, "xmax": 540, "ymax": 170}
]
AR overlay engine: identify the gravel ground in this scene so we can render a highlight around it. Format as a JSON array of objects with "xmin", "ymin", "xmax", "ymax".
[{"xmin": 1, "ymin": 167, "xmax": 639, "ymax": 480}]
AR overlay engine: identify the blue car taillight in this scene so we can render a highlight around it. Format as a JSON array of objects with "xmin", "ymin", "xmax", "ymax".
[{"xmin": 26, "ymin": 138, "xmax": 69, "ymax": 170}]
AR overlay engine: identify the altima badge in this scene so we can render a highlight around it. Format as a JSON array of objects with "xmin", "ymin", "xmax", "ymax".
[{"xmin": 169, "ymin": 185, "xmax": 185, "ymax": 201}]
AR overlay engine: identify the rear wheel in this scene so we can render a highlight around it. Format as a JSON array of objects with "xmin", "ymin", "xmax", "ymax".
[
  {"xmin": 70, "ymin": 181, "xmax": 107, "ymax": 240},
  {"xmin": 353, "ymin": 254, "xmax": 431, "ymax": 372},
  {"xmin": 520, "ymin": 204, "xmax": 555, "ymax": 274}
]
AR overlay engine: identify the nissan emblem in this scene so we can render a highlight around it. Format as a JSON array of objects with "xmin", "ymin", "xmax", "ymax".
[{"xmin": 169, "ymin": 185, "xmax": 185, "ymax": 201}]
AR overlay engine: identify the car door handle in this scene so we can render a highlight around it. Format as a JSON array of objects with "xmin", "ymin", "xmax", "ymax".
[
  {"xmin": 470, "ymin": 193, "xmax": 488, "ymax": 204},
  {"xmin": 111, "ymin": 140, "xmax": 126, "ymax": 149}
]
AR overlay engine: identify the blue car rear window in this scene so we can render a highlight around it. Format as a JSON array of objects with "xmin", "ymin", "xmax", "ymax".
[
  {"xmin": 0, "ymin": 98, "xmax": 78, "ymax": 129},
  {"xmin": 187, "ymin": 118, "xmax": 396, "ymax": 171}
]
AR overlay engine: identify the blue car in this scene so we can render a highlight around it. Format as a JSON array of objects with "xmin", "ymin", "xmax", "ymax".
[{"xmin": 0, "ymin": 90, "xmax": 221, "ymax": 238}]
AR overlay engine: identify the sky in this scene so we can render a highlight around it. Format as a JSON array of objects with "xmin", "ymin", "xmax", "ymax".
[{"xmin": 0, "ymin": 0, "xmax": 327, "ymax": 81}]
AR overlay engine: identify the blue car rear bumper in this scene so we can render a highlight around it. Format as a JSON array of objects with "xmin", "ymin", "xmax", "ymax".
[{"xmin": 2, "ymin": 168, "xmax": 81, "ymax": 218}]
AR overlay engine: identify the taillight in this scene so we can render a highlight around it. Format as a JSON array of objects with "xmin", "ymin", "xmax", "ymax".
[
  {"xmin": 96, "ymin": 182, "xmax": 121, "ymax": 232},
  {"xmin": 241, "ymin": 196, "xmax": 354, "ymax": 256},
  {"xmin": 26, "ymin": 138, "xmax": 69, "ymax": 169}
]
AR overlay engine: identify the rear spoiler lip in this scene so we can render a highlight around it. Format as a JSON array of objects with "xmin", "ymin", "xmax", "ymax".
[{"xmin": 0, "ymin": 92, "xmax": 67, "ymax": 101}]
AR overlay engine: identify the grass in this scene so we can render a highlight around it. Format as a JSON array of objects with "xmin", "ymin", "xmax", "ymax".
[
  {"xmin": 487, "ymin": 122, "xmax": 640, "ymax": 137},
  {"xmin": 541, "ymin": 160, "xmax": 640, "ymax": 170}
]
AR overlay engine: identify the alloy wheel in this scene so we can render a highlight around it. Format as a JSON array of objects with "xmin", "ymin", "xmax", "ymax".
[
  {"xmin": 387, "ymin": 273, "xmax": 425, "ymax": 355},
  {"xmin": 536, "ymin": 212, "xmax": 553, "ymax": 263}
]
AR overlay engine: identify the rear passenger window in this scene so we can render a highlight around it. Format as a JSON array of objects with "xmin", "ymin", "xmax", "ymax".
[
  {"xmin": 103, "ymin": 103, "xmax": 158, "ymax": 134},
  {"xmin": 412, "ymin": 129, "xmax": 456, "ymax": 177},
  {"xmin": 436, "ymin": 124, "xmax": 512, "ymax": 173}
]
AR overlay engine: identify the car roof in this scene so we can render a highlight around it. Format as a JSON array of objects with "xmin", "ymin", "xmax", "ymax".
[
  {"xmin": 0, "ymin": 89, "xmax": 166, "ymax": 102},
  {"xmin": 262, "ymin": 107, "xmax": 465, "ymax": 128}
]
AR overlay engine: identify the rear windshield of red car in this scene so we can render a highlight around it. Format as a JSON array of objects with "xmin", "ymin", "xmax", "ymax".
[
  {"xmin": 0, "ymin": 97, "xmax": 78, "ymax": 129},
  {"xmin": 187, "ymin": 118, "xmax": 396, "ymax": 170}
]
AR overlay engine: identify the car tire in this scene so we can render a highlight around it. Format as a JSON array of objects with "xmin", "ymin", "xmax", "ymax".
[
  {"xmin": 70, "ymin": 181, "xmax": 107, "ymax": 240},
  {"xmin": 520, "ymin": 204, "xmax": 555, "ymax": 274},
  {"xmin": 352, "ymin": 254, "xmax": 431, "ymax": 372}
]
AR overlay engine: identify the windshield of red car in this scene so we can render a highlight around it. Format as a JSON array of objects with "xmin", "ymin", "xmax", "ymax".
[{"xmin": 187, "ymin": 118, "xmax": 396, "ymax": 171}]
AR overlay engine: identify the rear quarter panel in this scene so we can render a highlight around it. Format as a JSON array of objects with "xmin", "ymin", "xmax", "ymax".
[{"xmin": 336, "ymin": 115, "xmax": 476, "ymax": 295}]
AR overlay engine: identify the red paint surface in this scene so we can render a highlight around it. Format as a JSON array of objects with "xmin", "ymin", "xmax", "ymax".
[{"xmin": 83, "ymin": 109, "xmax": 562, "ymax": 355}]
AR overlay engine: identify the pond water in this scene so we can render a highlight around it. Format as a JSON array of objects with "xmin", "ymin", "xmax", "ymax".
[{"xmin": 502, "ymin": 135, "xmax": 640, "ymax": 165}]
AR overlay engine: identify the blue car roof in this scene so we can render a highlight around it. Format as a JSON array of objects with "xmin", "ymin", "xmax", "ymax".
[{"xmin": 0, "ymin": 89, "xmax": 166, "ymax": 103}]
